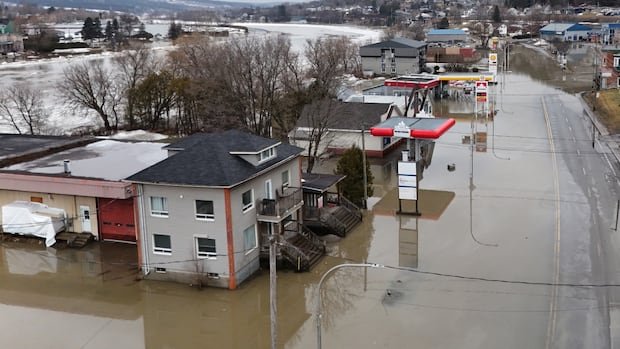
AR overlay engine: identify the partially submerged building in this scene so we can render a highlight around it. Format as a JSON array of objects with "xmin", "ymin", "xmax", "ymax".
[{"xmin": 0, "ymin": 134, "xmax": 168, "ymax": 244}]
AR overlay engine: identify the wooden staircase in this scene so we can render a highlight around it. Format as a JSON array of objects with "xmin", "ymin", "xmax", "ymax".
[
  {"xmin": 304, "ymin": 201, "xmax": 363, "ymax": 237},
  {"xmin": 280, "ymin": 226, "xmax": 325, "ymax": 272}
]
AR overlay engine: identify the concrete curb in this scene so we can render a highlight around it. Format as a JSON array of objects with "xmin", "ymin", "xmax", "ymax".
[{"xmin": 578, "ymin": 92, "xmax": 620, "ymax": 164}]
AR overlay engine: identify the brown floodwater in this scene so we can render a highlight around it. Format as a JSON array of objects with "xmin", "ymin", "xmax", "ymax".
[{"xmin": 0, "ymin": 42, "xmax": 602, "ymax": 349}]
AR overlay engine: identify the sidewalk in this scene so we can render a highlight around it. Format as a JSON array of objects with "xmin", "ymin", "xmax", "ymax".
[{"xmin": 578, "ymin": 92, "xmax": 620, "ymax": 164}]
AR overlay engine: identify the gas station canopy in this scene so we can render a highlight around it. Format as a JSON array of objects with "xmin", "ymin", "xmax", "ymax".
[{"xmin": 370, "ymin": 117, "xmax": 456, "ymax": 139}]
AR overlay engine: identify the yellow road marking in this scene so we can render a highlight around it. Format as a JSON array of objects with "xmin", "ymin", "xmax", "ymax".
[{"xmin": 542, "ymin": 97, "xmax": 561, "ymax": 349}]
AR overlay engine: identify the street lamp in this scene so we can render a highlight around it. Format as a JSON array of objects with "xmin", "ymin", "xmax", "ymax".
[{"xmin": 315, "ymin": 263, "xmax": 381, "ymax": 349}]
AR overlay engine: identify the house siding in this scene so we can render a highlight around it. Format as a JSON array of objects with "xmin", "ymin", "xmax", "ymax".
[
  {"xmin": 138, "ymin": 157, "xmax": 301, "ymax": 288},
  {"xmin": 290, "ymin": 130, "xmax": 400, "ymax": 158},
  {"xmin": 361, "ymin": 56, "xmax": 420, "ymax": 76},
  {"xmin": 139, "ymin": 184, "xmax": 230, "ymax": 287},
  {"xmin": 0, "ymin": 189, "xmax": 98, "ymax": 236}
]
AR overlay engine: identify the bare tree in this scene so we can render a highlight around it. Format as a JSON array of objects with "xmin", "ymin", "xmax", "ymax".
[
  {"xmin": 222, "ymin": 35, "xmax": 294, "ymax": 137},
  {"xmin": 0, "ymin": 84, "xmax": 47, "ymax": 135},
  {"xmin": 114, "ymin": 45, "xmax": 157, "ymax": 129},
  {"xmin": 305, "ymin": 37, "xmax": 348, "ymax": 97},
  {"xmin": 58, "ymin": 60, "xmax": 123, "ymax": 132},
  {"xmin": 295, "ymin": 99, "xmax": 346, "ymax": 173}
]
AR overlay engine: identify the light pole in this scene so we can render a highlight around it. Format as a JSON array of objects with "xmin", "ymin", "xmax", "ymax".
[
  {"xmin": 361, "ymin": 124, "xmax": 368, "ymax": 209},
  {"xmin": 315, "ymin": 263, "xmax": 381, "ymax": 349}
]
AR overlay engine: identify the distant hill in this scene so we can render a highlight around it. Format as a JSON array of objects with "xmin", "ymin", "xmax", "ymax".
[{"xmin": 11, "ymin": 0, "xmax": 267, "ymax": 13}]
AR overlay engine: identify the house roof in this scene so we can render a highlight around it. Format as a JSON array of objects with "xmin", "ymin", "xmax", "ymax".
[
  {"xmin": 427, "ymin": 29, "xmax": 467, "ymax": 36},
  {"xmin": 302, "ymin": 173, "xmax": 345, "ymax": 193},
  {"xmin": 295, "ymin": 100, "xmax": 392, "ymax": 131},
  {"xmin": 4, "ymin": 140, "xmax": 168, "ymax": 181},
  {"xmin": 127, "ymin": 130, "xmax": 303, "ymax": 188},
  {"xmin": 0, "ymin": 134, "xmax": 93, "ymax": 166},
  {"xmin": 540, "ymin": 23, "xmax": 591, "ymax": 33},
  {"xmin": 360, "ymin": 37, "xmax": 426, "ymax": 49},
  {"xmin": 165, "ymin": 130, "xmax": 278, "ymax": 153}
]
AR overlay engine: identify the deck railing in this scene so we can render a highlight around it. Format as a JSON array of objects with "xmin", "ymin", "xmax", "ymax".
[{"xmin": 257, "ymin": 187, "xmax": 303, "ymax": 219}]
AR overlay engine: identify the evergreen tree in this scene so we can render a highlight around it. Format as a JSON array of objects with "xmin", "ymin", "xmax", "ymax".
[
  {"xmin": 93, "ymin": 17, "xmax": 103, "ymax": 38},
  {"xmin": 492, "ymin": 5, "xmax": 502, "ymax": 23},
  {"xmin": 437, "ymin": 17, "xmax": 449, "ymax": 29},
  {"xmin": 82, "ymin": 17, "xmax": 96, "ymax": 40},
  {"xmin": 105, "ymin": 20, "xmax": 113, "ymax": 41},
  {"xmin": 168, "ymin": 21, "xmax": 182, "ymax": 40},
  {"xmin": 335, "ymin": 145, "xmax": 374, "ymax": 207}
]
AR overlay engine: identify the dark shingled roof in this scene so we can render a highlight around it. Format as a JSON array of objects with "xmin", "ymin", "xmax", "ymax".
[
  {"xmin": 302, "ymin": 173, "xmax": 345, "ymax": 193},
  {"xmin": 165, "ymin": 130, "xmax": 279, "ymax": 153},
  {"xmin": 295, "ymin": 100, "xmax": 392, "ymax": 131},
  {"xmin": 361, "ymin": 37, "xmax": 427, "ymax": 49},
  {"xmin": 127, "ymin": 130, "xmax": 303, "ymax": 187}
]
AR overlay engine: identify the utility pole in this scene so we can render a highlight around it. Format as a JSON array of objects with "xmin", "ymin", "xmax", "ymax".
[
  {"xmin": 269, "ymin": 224, "xmax": 278, "ymax": 349},
  {"xmin": 361, "ymin": 125, "xmax": 368, "ymax": 209}
]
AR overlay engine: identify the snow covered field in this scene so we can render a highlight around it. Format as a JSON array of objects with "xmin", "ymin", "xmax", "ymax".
[{"xmin": 0, "ymin": 23, "xmax": 382, "ymax": 136}]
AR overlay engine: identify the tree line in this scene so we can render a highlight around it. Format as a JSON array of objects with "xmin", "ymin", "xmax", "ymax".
[{"xmin": 38, "ymin": 35, "xmax": 360, "ymax": 140}]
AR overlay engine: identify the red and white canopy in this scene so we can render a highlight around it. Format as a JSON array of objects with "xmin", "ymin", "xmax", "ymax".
[{"xmin": 370, "ymin": 117, "xmax": 455, "ymax": 139}]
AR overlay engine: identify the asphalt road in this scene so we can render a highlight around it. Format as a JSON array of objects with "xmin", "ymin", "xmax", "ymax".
[{"xmin": 542, "ymin": 91, "xmax": 620, "ymax": 349}]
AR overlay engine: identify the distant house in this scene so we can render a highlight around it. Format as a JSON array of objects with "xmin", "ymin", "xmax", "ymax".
[
  {"xmin": 601, "ymin": 23, "xmax": 620, "ymax": 45},
  {"xmin": 598, "ymin": 45, "xmax": 620, "ymax": 89},
  {"xmin": 127, "ymin": 130, "xmax": 323, "ymax": 289},
  {"xmin": 0, "ymin": 135, "xmax": 168, "ymax": 244},
  {"xmin": 426, "ymin": 29, "xmax": 468, "ymax": 43},
  {"xmin": 359, "ymin": 37, "xmax": 427, "ymax": 76},
  {"xmin": 539, "ymin": 23, "xmax": 591, "ymax": 41},
  {"xmin": 289, "ymin": 100, "xmax": 403, "ymax": 158},
  {"xmin": 0, "ymin": 20, "xmax": 23, "ymax": 54}
]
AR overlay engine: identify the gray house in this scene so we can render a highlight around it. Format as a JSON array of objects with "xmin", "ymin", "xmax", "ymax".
[
  {"xmin": 127, "ymin": 130, "xmax": 322, "ymax": 289},
  {"xmin": 360, "ymin": 37, "xmax": 427, "ymax": 76}
]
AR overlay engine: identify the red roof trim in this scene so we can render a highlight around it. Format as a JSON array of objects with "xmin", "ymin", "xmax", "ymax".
[
  {"xmin": 370, "ymin": 118, "xmax": 455, "ymax": 139},
  {"xmin": 410, "ymin": 119, "xmax": 455, "ymax": 139},
  {"xmin": 370, "ymin": 128, "xmax": 394, "ymax": 137}
]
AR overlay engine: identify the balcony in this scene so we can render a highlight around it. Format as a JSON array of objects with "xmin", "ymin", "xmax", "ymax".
[{"xmin": 256, "ymin": 187, "xmax": 303, "ymax": 223}]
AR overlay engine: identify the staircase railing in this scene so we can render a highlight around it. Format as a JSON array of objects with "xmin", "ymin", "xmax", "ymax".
[
  {"xmin": 299, "ymin": 224, "xmax": 326, "ymax": 252},
  {"xmin": 279, "ymin": 240, "xmax": 310, "ymax": 271},
  {"xmin": 320, "ymin": 211, "xmax": 346, "ymax": 236},
  {"xmin": 339, "ymin": 195, "xmax": 363, "ymax": 221}
]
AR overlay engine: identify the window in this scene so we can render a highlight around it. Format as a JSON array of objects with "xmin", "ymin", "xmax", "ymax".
[
  {"xmin": 153, "ymin": 234, "xmax": 171, "ymax": 255},
  {"xmin": 150, "ymin": 196, "xmax": 168, "ymax": 217},
  {"xmin": 243, "ymin": 225, "xmax": 257, "ymax": 253},
  {"xmin": 30, "ymin": 196, "xmax": 43, "ymax": 203},
  {"xmin": 196, "ymin": 237, "xmax": 216, "ymax": 259},
  {"xmin": 195, "ymin": 200, "xmax": 214, "ymax": 220},
  {"xmin": 281, "ymin": 170, "xmax": 290, "ymax": 188},
  {"xmin": 260, "ymin": 147, "xmax": 275, "ymax": 162},
  {"xmin": 614, "ymin": 56, "xmax": 620, "ymax": 68},
  {"xmin": 242, "ymin": 189, "xmax": 254, "ymax": 212}
]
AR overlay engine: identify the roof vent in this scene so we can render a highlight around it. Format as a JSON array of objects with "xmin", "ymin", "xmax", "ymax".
[{"xmin": 63, "ymin": 160, "xmax": 71, "ymax": 174}]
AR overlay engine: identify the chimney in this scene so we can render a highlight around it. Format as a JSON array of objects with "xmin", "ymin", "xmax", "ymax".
[{"xmin": 63, "ymin": 160, "xmax": 71, "ymax": 174}]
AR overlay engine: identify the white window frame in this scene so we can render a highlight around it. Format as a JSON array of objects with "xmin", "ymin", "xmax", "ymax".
[
  {"xmin": 614, "ymin": 56, "xmax": 620, "ymax": 68},
  {"xmin": 195, "ymin": 236, "xmax": 217, "ymax": 259},
  {"xmin": 153, "ymin": 234, "xmax": 172, "ymax": 255},
  {"xmin": 195, "ymin": 200, "xmax": 215, "ymax": 221},
  {"xmin": 259, "ymin": 147, "xmax": 275, "ymax": 162},
  {"xmin": 281, "ymin": 169, "xmax": 290, "ymax": 189},
  {"xmin": 242, "ymin": 189, "xmax": 254, "ymax": 213},
  {"xmin": 243, "ymin": 225, "xmax": 258, "ymax": 254},
  {"xmin": 150, "ymin": 196, "xmax": 168, "ymax": 217}
]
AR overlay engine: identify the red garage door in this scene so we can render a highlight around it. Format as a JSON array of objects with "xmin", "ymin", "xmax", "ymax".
[{"xmin": 98, "ymin": 198, "xmax": 137, "ymax": 242}]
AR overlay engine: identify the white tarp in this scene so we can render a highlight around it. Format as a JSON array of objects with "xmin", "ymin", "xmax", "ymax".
[{"xmin": 1, "ymin": 201, "xmax": 66, "ymax": 247}]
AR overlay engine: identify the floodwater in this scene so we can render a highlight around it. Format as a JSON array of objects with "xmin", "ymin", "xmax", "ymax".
[{"xmin": 1, "ymin": 41, "xmax": 612, "ymax": 348}]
